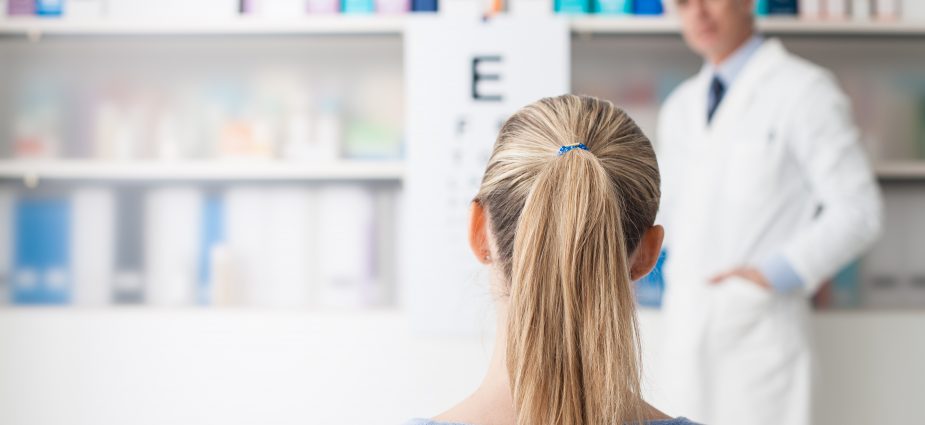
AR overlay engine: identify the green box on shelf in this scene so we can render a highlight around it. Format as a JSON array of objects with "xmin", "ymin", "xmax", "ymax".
[{"xmin": 344, "ymin": 122, "xmax": 403, "ymax": 160}]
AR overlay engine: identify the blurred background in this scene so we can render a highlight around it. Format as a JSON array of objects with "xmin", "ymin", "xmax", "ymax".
[{"xmin": 0, "ymin": 0, "xmax": 924, "ymax": 424}]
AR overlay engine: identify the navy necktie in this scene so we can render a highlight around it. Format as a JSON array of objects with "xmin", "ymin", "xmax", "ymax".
[{"xmin": 707, "ymin": 74, "xmax": 726, "ymax": 125}]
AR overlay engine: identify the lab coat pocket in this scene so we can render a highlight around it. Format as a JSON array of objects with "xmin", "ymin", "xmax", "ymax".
[{"xmin": 712, "ymin": 276, "xmax": 775, "ymax": 343}]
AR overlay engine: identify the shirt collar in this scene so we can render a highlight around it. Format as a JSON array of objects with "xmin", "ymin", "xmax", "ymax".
[{"xmin": 708, "ymin": 34, "xmax": 765, "ymax": 87}]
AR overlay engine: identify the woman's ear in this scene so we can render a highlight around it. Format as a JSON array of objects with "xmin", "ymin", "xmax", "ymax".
[
  {"xmin": 469, "ymin": 201, "xmax": 492, "ymax": 265},
  {"xmin": 629, "ymin": 225, "xmax": 664, "ymax": 281}
]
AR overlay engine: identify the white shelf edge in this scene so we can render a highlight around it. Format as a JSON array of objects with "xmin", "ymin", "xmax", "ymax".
[
  {"xmin": 874, "ymin": 161, "xmax": 925, "ymax": 180},
  {"xmin": 569, "ymin": 16, "xmax": 681, "ymax": 34},
  {"xmin": 0, "ymin": 306, "xmax": 407, "ymax": 317},
  {"xmin": 756, "ymin": 17, "xmax": 925, "ymax": 35},
  {"xmin": 2, "ymin": 16, "xmax": 925, "ymax": 37},
  {"xmin": 0, "ymin": 160, "xmax": 922, "ymax": 181},
  {"xmin": 0, "ymin": 160, "xmax": 405, "ymax": 181},
  {"xmin": 570, "ymin": 16, "xmax": 925, "ymax": 36},
  {"xmin": 0, "ymin": 16, "xmax": 408, "ymax": 36}
]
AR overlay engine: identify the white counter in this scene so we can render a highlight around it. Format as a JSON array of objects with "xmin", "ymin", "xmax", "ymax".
[{"xmin": 0, "ymin": 308, "xmax": 922, "ymax": 425}]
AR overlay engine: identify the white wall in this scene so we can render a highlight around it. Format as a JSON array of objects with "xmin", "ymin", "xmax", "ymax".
[{"xmin": 0, "ymin": 309, "xmax": 923, "ymax": 425}]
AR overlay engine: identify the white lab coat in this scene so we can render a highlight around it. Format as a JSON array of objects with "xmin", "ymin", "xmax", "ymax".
[{"xmin": 653, "ymin": 38, "xmax": 882, "ymax": 425}]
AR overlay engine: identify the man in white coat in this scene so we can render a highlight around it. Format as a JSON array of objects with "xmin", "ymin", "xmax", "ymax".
[{"xmin": 655, "ymin": 1, "xmax": 882, "ymax": 425}]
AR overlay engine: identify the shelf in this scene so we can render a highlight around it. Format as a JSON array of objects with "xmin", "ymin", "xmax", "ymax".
[
  {"xmin": 756, "ymin": 17, "xmax": 925, "ymax": 36},
  {"xmin": 3, "ymin": 16, "xmax": 925, "ymax": 38},
  {"xmin": 0, "ymin": 16, "xmax": 407, "ymax": 36},
  {"xmin": 875, "ymin": 161, "xmax": 925, "ymax": 180},
  {"xmin": 0, "ymin": 159, "xmax": 405, "ymax": 182},
  {"xmin": 0, "ymin": 160, "xmax": 921, "ymax": 183},
  {"xmin": 569, "ymin": 16, "xmax": 681, "ymax": 35},
  {"xmin": 570, "ymin": 17, "xmax": 925, "ymax": 36}
]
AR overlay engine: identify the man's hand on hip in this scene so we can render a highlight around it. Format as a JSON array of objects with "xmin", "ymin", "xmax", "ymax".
[{"xmin": 710, "ymin": 267, "xmax": 772, "ymax": 291}]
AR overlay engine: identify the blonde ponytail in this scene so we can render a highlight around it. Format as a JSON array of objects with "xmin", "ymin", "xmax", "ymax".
[{"xmin": 475, "ymin": 95, "xmax": 660, "ymax": 425}]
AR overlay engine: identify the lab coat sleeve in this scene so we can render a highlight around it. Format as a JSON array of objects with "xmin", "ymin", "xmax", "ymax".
[{"xmin": 777, "ymin": 73, "xmax": 883, "ymax": 296}]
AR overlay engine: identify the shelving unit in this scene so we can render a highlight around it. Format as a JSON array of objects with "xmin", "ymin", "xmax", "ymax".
[{"xmin": 1, "ymin": 14, "xmax": 923, "ymax": 313}]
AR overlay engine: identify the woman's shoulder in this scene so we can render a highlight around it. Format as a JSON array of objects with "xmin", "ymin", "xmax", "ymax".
[
  {"xmin": 402, "ymin": 417, "xmax": 700, "ymax": 425},
  {"xmin": 649, "ymin": 418, "xmax": 700, "ymax": 425},
  {"xmin": 402, "ymin": 419, "xmax": 468, "ymax": 425}
]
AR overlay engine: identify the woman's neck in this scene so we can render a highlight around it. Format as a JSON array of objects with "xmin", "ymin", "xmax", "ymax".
[
  {"xmin": 434, "ymin": 299, "xmax": 670, "ymax": 425},
  {"xmin": 434, "ymin": 300, "xmax": 516, "ymax": 425}
]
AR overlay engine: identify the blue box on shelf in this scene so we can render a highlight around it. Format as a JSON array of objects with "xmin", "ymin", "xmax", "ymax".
[
  {"xmin": 35, "ymin": 0, "xmax": 64, "ymax": 16},
  {"xmin": 635, "ymin": 249, "xmax": 667, "ymax": 308},
  {"xmin": 767, "ymin": 0, "xmax": 797, "ymax": 15},
  {"xmin": 411, "ymin": 0, "xmax": 438, "ymax": 11},
  {"xmin": 12, "ymin": 197, "xmax": 72, "ymax": 305},
  {"xmin": 633, "ymin": 0, "xmax": 663, "ymax": 15}
]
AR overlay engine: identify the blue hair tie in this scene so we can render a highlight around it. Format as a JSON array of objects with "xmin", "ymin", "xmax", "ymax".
[{"xmin": 558, "ymin": 143, "xmax": 589, "ymax": 156}]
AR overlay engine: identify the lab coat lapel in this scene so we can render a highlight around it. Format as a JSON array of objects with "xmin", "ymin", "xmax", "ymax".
[{"xmin": 707, "ymin": 38, "xmax": 788, "ymax": 140}]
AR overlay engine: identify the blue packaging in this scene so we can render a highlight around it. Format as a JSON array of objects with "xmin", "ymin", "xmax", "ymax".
[
  {"xmin": 342, "ymin": 0, "xmax": 375, "ymax": 13},
  {"xmin": 635, "ymin": 249, "xmax": 667, "ymax": 308},
  {"xmin": 197, "ymin": 194, "xmax": 225, "ymax": 305},
  {"xmin": 593, "ymin": 0, "xmax": 631, "ymax": 14},
  {"xmin": 555, "ymin": 0, "xmax": 590, "ymax": 14},
  {"xmin": 411, "ymin": 0, "xmax": 437, "ymax": 11},
  {"xmin": 831, "ymin": 261, "xmax": 862, "ymax": 308},
  {"xmin": 35, "ymin": 0, "xmax": 64, "ymax": 16},
  {"xmin": 12, "ymin": 197, "xmax": 71, "ymax": 305},
  {"xmin": 767, "ymin": 0, "xmax": 797, "ymax": 15},
  {"xmin": 633, "ymin": 0, "xmax": 663, "ymax": 15}
]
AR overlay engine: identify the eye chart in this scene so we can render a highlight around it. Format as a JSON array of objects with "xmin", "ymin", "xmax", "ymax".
[{"xmin": 403, "ymin": 17, "xmax": 569, "ymax": 336}]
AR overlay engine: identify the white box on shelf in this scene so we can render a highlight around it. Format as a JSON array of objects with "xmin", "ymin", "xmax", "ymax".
[
  {"xmin": 263, "ymin": 188, "xmax": 313, "ymax": 308},
  {"xmin": 224, "ymin": 188, "xmax": 263, "ymax": 306},
  {"xmin": 800, "ymin": 0, "xmax": 823, "ymax": 19},
  {"xmin": 902, "ymin": 0, "xmax": 925, "ymax": 21},
  {"xmin": 71, "ymin": 188, "xmax": 115, "ymax": 306},
  {"xmin": 316, "ymin": 185, "xmax": 380, "ymax": 309},
  {"xmin": 824, "ymin": 0, "xmax": 850, "ymax": 19},
  {"xmin": 64, "ymin": 0, "xmax": 105, "ymax": 19},
  {"xmin": 440, "ymin": 0, "xmax": 483, "ymax": 17},
  {"xmin": 852, "ymin": 0, "xmax": 872, "ymax": 20},
  {"xmin": 244, "ymin": 0, "xmax": 307, "ymax": 18},
  {"xmin": 663, "ymin": 0, "xmax": 678, "ymax": 15},
  {"xmin": 225, "ymin": 187, "xmax": 314, "ymax": 308},
  {"xmin": 107, "ymin": 0, "xmax": 239, "ymax": 20},
  {"xmin": 509, "ymin": 0, "xmax": 552, "ymax": 16},
  {"xmin": 144, "ymin": 187, "xmax": 201, "ymax": 306},
  {"xmin": 874, "ymin": 0, "xmax": 900, "ymax": 20}
]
